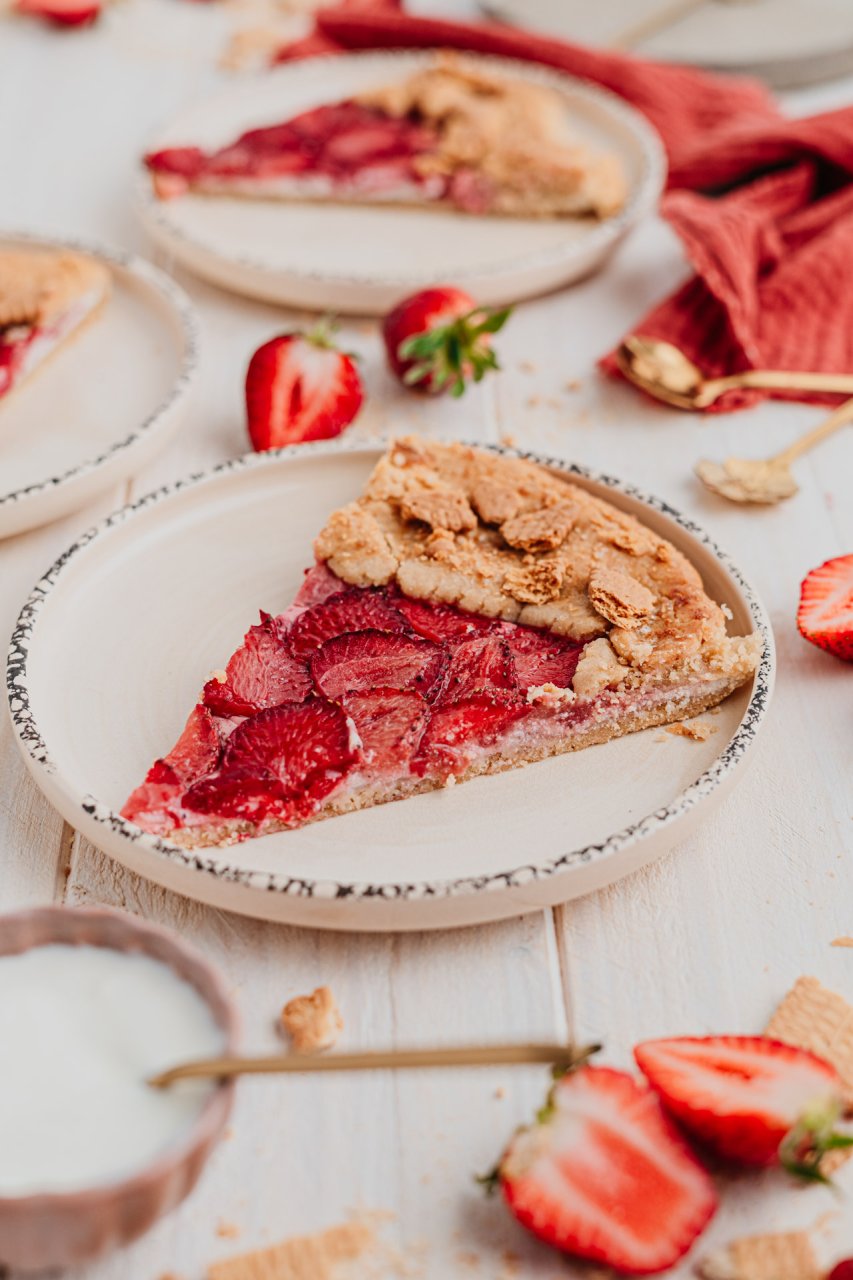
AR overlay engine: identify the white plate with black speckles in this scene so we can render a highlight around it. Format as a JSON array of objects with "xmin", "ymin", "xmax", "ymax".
[
  {"xmin": 7, "ymin": 441, "xmax": 774, "ymax": 932},
  {"xmin": 135, "ymin": 51, "xmax": 665, "ymax": 315},
  {"xmin": 0, "ymin": 232, "xmax": 199, "ymax": 539}
]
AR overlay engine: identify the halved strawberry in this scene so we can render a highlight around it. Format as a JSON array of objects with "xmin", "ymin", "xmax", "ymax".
[
  {"xmin": 183, "ymin": 697, "xmax": 356, "ymax": 822},
  {"xmin": 382, "ymin": 286, "xmax": 511, "ymax": 397},
  {"xmin": 310, "ymin": 629, "xmax": 445, "ymax": 701},
  {"xmin": 634, "ymin": 1035, "xmax": 852, "ymax": 1180},
  {"xmin": 288, "ymin": 590, "xmax": 409, "ymax": 659},
  {"xmin": 245, "ymin": 323, "xmax": 363, "ymax": 451},
  {"xmin": 343, "ymin": 688, "xmax": 429, "ymax": 772},
  {"xmin": 496, "ymin": 1065, "xmax": 717, "ymax": 1275},
  {"xmin": 393, "ymin": 594, "xmax": 497, "ymax": 644},
  {"xmin": 432, "ymin": 634, "xmax": 514, "ymax": 704},
  {"xmin": 797, "ymin": 553, "xmax": 853, "ymax": 662},
  {"xmin": 412, "ymin": 693, "xmax": 524, "ymax": 779},
  {"xmin": 17, "ymin": 0, "xmax": 101, "ymax": 26},
  {"xmin": 203, "ymin": 614, "xmax": 311, "ymax": 717},
  {"xmin": 506, "ymin": 626, "xmax": 586, "ymax": 691}
]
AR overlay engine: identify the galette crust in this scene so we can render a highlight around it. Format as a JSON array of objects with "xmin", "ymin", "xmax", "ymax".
[
  {"xmin": 313, "ymin": 436, "xmax": 762, "ymax": 687},
  {"xmin": 0, "ymin": 249, "xmax": 110, "ymax": 328}
]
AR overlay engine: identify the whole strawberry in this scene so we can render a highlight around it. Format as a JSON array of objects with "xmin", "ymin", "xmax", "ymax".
[
  {"xmin": 828, "ymin": 1262, "xmax": 853, "ymax": 1280},
  {"xmin": 635, "ymin": 1035, "xmax": 853, "ymax": 1181},
  {"xmin": 16, "ymin": 0, "xmax": 101, "ymax": 24},
  {"xmin": 797, "ymin": 553, "xmax": 853, "ymax": 662},
  {"xmin": 245, "ymin": 323, "xmax": 363, "ymax": 452},
  {"xmin": 490, "ymin": 1062, "xmax": 717, "ymax": 1275},
  {"xmin": 382, "ymin": 286, "xmax": 511, "ymax": 397}
]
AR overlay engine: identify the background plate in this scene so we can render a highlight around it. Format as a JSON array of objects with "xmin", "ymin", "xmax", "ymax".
[
  {"xmin": 136, "ymin": 51, "xmax": 665, "ymax": 315},
  {"xmin": 7, "ymin": 442, "xmax": 773, "ymax": 932},
  {"xmin": 480, "ymin": 0, "xmax": 853, "ymax": 89},
  {"xmin": 0, "ymin": 232, "xmax": 199, "ymax": 540}
]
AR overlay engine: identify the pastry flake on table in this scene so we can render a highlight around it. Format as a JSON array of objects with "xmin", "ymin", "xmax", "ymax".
[
  {"xmin": 280, "ymin": 985, "xmax": 343, "ymax": 1054},
  {"xmin": 144, "ymin": 53, "xmax": 627, "ymax": 219},
  {"xmin": 207, "ymin": 1216, "xmax": 376, "ymax": 1280},
  {"xmin": 0, "ymin": 248, "xmax": 110, "ymax": 402},
  {"xmin": 698, "ymin": 1230, "xmax": 821, "ymax": 1280},
  {"xmin": 121, "ymin": 436, "xmax": 761, "ymax": 849}
]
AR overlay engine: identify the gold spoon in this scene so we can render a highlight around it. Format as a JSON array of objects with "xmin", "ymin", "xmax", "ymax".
[
  {"xmin": 616, "ymin": 336, "xmax": 853, "ymax": 411},
  {"xmin": 148, "ymin": 1041, "xmax": 596, "ymax": 1089},
  {"xmin": 695, "ymin": 396, "xmax": 853, "ymax": 504}
]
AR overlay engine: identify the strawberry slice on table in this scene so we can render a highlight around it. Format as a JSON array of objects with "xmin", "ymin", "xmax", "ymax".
[
  {"xmin": 182, "ymin": 697, "xmax": 357, "ymax": 823},
  {"xmin": 288, "ymin": 590, "xmax": 409, "ymax": 659},
  {"xmin": 342, "ymin": 688, "xmax": 429, "ymax": 772},
  {"xmin": 16, "ymin": 0, "xmax": 101, "ymax": 25},
  {"xmin": 797, "ymin": 553, "xmax": 853, "ymax": 662},
  {"xmin": 245, "ymin": 323, "xmax": 363, "ymax": 451},
  {"xmin": 203, "ymin": 614, "xmax": 311, "ymax": 717},
  {"xmin": 382, "ymin": 286, "xmax": 511, "ymax": 397},
  {"xmin": 309, "ymin": 629, "xmax": 446, "ymax": 702},
  {"xmin": 494, "ymin": 1064, "xmax": 717, "ymax": 1275},
  {"xmin": 634, "ymin": 1035, "xmax": 853, "ymax": 1180}
]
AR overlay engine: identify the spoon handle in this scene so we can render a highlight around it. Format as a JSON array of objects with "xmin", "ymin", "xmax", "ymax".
[
  {"xmin": 704, "ymin": 369, "xmax": 853, "ymax": 403},
  {"xmin": 149, "ymin": 1041, "xmax": 597, "ymax": 1088},
  {"xmin": 773, "ymin": 396, "xmax": 853, "ymax": 466},
  {"xmin": 608, "ymin": 0, "xmax": 708, "ymax": 49}
]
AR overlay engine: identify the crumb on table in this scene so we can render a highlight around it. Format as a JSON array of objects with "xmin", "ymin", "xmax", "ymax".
[
  {"xmin": 831, "ymin": 937, "xmax": 853, "ymax": 948},
  {"xmin": 280, "ymin": 985, "xmax": 343, "ymax": 1054},
  {"xmin": 216, "ymin": 1221, "xmax": 240, "ymax": 1240},
  {"xmin": 698, "ymin": 1230, "xmax": 821, "ymax": 1280},
  {"xmin": 666, "ymin": 719, "xmax": 715, "ymax": 742},
  {"xmin": 206, "ymin": 1217, "xmax": 376, "ymax": 1280}
]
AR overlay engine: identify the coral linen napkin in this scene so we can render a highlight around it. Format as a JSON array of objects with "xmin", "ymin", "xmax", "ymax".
[{"xmin": 277, "ymin": 7, "xmax": 853, "ymax": 411}]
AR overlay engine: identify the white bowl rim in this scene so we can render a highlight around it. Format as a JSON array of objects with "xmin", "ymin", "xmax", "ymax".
[
  {"xmin": 136, "ymin": 48, "xmax": 667, "ymax": 289},
  {"xmin": 6, "ymin": 438, "xmax": 775, "ymax": 908},
  {"xmin": 0, "ymin": 229, "xmax": 200, "ymax": 515}
]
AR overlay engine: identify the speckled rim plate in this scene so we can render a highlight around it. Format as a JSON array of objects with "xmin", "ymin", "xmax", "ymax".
[
  {"xmin": 136, "ymin": 51, "xmax": 666, "ymax": 314},
  {"xmin": 6, "ymin": 440, "xmax": 774, "ymax": 932},
  {"xmin": 0, "ymin": 232, "xmax": 199, "ymax": 539}
]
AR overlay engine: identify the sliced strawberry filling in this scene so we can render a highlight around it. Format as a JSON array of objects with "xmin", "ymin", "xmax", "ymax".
[
  {"xmin": 145, "ymin": 102, "xmax": 442, "ymax": 197},
  {"xmin": 433, "ymin": 633, "xmax": 515, "ymax": 704},
  {"xmin": 182, "ymin": 698, "xmax": 357, "ymax": 823},
  {"xmin": 412, "ymin": 694, "xmax": 526, "ymax": 780},
  {"xmin": 122, "ymin": 704, "xmax": 222, "ymax": 831},
  {"xmin": 310, "ymin": 629, "xmax": 445, "ymax": 701},
  {"xmin": 288, "ymin": 589, "xmax": 410, "ymax": 659},
  {"xmin": 343, "ymin": 688, "xmax": 429, "ymax": 773},
  {"xmin": 505, "ymin": 626, "xmax": 586, "ymax": 691},
  {"xmin": 393, "ymin": 594, "xmax": 498, "ymax": 644},
  {"xmin": 0, "ymin": 325, "xmax": 38, "ymax": 399},
  {"xmin": 202, "ymin": 613, "xmax": 311, "ymax": 717}
]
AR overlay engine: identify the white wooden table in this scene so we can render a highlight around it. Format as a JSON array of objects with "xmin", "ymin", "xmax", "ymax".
[{"xmin": 2, "ymin": 4, "xmax": 852, "ymax": 1276}]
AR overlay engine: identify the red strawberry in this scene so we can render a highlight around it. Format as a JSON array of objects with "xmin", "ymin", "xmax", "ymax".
[
  {"xmin": 287, "ymin": 590, "xmax": 409, "ymax": 659},
  {"xmin": 17, "ymin": 0, "xmax": 101, "ymax": 25},
  {"xmin": 828, "ymin": 1263, "xmax": 853, "ymax": 1280},
  {"xmin": 293, "ymin": 563, "xmax": 347, "ymax": 610},
  {"xmin": 203, "ymin": 614, "xmax": 311, "ymax": 717},
  {"xmin": 797, "ymin": 553, "xmax": 853, "ymax": 661},
  {"xmin": 183, "ymin": 697, "xmax": 356, "ymax": 821},
  {"xmin": 496, "ymin": 1065, "xmax": 717, "ymax": 1275},
  {"xmin": 121, "ymin": 705, "xmax": 221, "ymax": 831},
  {"xmin": 394, "ymin": 593, "xmax": 497, "ymax": 644},
  {"xmin": 433, "ymin": 634, "xmax": 514, "ymax": 704},
  {"xmin": 310, "ymin": 629, "xmax": 445, "ymax": 702},
  {"xmin": 342, "ymin": 688, "xmax": 428, "ymax": 772},
  {"xmin": 505, "ymin": 626, "xmax": 586, "ymax": 691},
  {"xmin": 412, "ymin": 694, "xmax": 524, "ymax": 779},
  {"xmin": 245, "ymin": 323, "xmax": 363, "ymax": 451},
  {"xmin": 634, "ymin": 1036, "xmax": 852, "ymax": 1180},
  {"xmin": 382, "ymin": 286, "xmax": 511, "ymax": 397}
]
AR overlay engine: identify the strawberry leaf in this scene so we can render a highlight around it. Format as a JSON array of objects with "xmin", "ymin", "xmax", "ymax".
[{"xmin": 396, "ymin": 304, "xmax": 514, "ymax": 396}]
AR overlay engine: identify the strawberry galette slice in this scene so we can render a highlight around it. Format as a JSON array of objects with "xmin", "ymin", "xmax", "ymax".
[
  {"xmin": 123, "ymin": 437, "xmax": 761, "ymax": 849},
  {"xmin": 144, "ymin": 55, "xmax": 626, "ymax": 220},
  {"xmin": 0, "ymin": 249, "xmax": 110, "ymax": 402}
]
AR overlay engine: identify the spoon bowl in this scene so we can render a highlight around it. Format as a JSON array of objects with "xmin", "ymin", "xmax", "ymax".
[{"xmin": 695, "ymin": 457, "xmax": 798, "ymax": 504}]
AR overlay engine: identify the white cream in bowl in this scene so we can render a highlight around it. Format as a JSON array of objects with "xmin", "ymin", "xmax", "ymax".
[{"xmin": 0, "ymin": 944, "xmax": 226, "ymax": 1196}]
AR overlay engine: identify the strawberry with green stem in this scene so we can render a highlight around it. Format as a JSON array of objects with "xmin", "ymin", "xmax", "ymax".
[{"xmin": 382, "ymin": 286, "xmax": 512, "ymax": 398}]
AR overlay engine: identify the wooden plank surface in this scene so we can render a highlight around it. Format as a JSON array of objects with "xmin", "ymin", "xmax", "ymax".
[{"xmin": 1, "ymin": 3, "xmax": 852, "ymax": 1277}]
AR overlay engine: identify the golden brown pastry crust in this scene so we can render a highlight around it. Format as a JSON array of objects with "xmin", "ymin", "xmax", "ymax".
[
  {"xmin": 357, "ymin": 54, "xmax": 627, "ymax": 220},
  {"xmin": 0, "ymin": 249, "xmax": 110, "ymax": 329}
]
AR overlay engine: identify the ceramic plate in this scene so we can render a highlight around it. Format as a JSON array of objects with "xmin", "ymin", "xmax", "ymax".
[
  {"xmin": 0, "ymin": 233, "xmax": 199, "ymax": 540},
  {"xmin": 480, "ymin": 0, "xmax": 853, "ymax": 88},
  {"xmin": 136, "ymin": 52, "xmax": 665, "ymax": 315},
  {"xmin": 7, "ymin": 442, "xmax": 773, "ymax": 932}
]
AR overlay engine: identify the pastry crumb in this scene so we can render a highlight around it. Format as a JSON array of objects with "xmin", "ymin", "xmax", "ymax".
[
  {"xmin": 831, "ymin": 937, "xmax": 853, "ymax": 948},
  {"xmin": 697, "ymin": 1230, "xmax": 820, "ymax": 1280},
  {"xmin": 280, "ymin": 985, "xmax": 343, "ymax": 1054},
  {"xmin": 564, "ymin": 377, "xmax": 582, "ymax": 392},
  {"xmin": 526, "ymin": 394, "xmax": 541, "ymax": 408},
  {"xmin": 216, "ymin": 1221, "xmax": 240, "ymax": 1240},
  {"xmin": 499, "ymin": 433, "xmax": 517, "ymax": 448},
  {"xmin": 494, "ymin": 1085, "xmax": 506, "ymax": 1100},
  {"xmin": 206, "ymin": 1216, "xmax": 379, "ymax": 1280},
  {"xmin": 666, "ymin": 719, "xmax": 715, "ymax": 742},
  {"xmin": 518, "ymin": 360, "xmax": 538, "ymax": 373}
]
